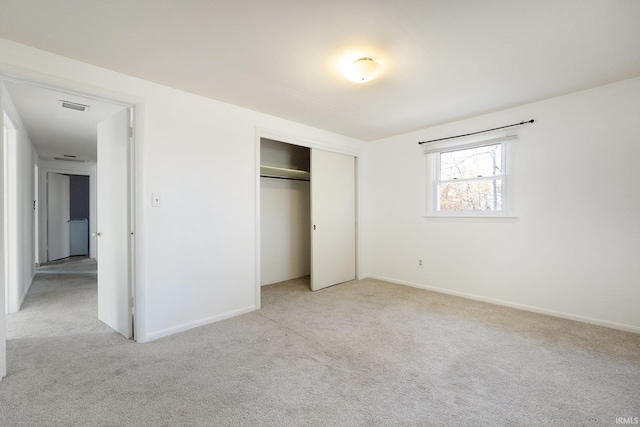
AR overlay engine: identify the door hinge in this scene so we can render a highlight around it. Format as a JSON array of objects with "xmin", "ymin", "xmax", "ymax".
[{"xmin": 128, "ymin": 127, "xmax": 134, "ymax": 138}]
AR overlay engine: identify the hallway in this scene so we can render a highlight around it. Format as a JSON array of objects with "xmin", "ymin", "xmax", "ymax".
[{"xmin": 6, "ymin": 256, "xmax": 108, "ymax": 339}]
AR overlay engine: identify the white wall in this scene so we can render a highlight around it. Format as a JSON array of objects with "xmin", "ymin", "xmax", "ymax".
[
  {"xmin": 0, "ymin": 38, "xmax": 364, "ymax": 343},
  {"xmin": 2, "ymin": 84, "xmax": 38, "ymax": 313},
  {"xmin": 0, "ymin": 84, "xmax": 6, "ymax": 379},
  {"xmin": 364, "ymin": 77, "xmax": 640, "ymax": 333},
  {"xmin": 260, "ymin": 178, "xmax": 311, "ymax": 285}
]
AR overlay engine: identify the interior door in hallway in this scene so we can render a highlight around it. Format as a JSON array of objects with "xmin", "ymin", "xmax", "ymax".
[
  {"xmin": 310, "ymin": 149, "xmax": 356, "ymax": 291},
  {"xmin": 47, "ymin": 173, "xmax": 71, "ymax": 261},
  {"xmin": 96, "ymin": 108, "xmax": 132, "ymax": 339}
]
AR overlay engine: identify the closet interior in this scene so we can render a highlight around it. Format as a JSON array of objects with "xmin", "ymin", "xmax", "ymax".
[{"xmin": 260, "ymin": 138, "xmax": 311, "ymax": 287}]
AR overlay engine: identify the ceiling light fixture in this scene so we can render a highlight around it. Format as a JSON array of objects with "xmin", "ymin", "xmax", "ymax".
[{"xmin": 344, "ymin": 57, "xmax": 382, "ymax": 83}]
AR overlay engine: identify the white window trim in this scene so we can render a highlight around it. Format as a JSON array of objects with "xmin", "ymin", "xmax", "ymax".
[{"xmin": 424, "ymin": 134, "xmax": 518, "ymax": 221}]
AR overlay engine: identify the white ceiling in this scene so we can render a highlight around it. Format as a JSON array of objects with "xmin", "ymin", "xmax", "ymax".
[
  {"xmin": 4, "ymin": 80, "xmax": 125, "ymax": 163},
  {"xmin": 1, "ymin": 0, "xmax": 639, "ymax": 142}
]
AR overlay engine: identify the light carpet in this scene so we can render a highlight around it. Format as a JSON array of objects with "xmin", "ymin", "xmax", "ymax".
[{"xmin": 0, "ymin": 260, "xmax": 638, "ymax": 426}]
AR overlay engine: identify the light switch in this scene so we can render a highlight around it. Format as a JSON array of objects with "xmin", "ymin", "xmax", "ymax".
[{"xmin": 152, "ymin": 193, "xmax": 162, "ymax": 207}]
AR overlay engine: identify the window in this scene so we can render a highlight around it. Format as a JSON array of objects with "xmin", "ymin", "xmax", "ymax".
[{"xmin": 425, "ymin": 135, "xmax": 515, "ymax": 218}]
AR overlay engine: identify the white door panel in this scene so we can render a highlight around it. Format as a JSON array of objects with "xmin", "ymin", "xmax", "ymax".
[
  {"xmin": 47, "ymin": 173, "xmax": 70, "ymax": 261},
  {"xmin": 311, "ymin": 149, "xmax": 356, "ymax": 291},
  {"xmin": 97, "ymin": 108, "xmax": 131, "ymax": 338}
]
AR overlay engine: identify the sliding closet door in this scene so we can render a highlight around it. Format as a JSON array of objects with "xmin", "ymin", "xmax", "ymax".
[{"xmin": 311, "ymin": 149, "xmax": 356, "ymax": 291}]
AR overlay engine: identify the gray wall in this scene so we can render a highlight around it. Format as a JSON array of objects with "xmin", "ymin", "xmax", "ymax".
[{"xmin": 69, "ymin": 174, "xmax": 89, "ymax": 219}]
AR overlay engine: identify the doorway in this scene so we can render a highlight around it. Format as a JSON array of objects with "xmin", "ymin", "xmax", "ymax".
[
  {"xmin": 46, "ymin": 172, "xmax": 91, "ymax": 262},
  {"xmin": 1, "ymin": 76, "xmax": 137, "ymax": 379}
]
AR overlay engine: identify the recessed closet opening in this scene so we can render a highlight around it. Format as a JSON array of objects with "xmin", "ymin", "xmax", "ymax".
[
  {"xmin": 258, "ymin": 136, "xmax": 357, "ymax": 297},
  {"xmin": 260, "ymin": 138, "xmax": 311, "ymax": 287}
]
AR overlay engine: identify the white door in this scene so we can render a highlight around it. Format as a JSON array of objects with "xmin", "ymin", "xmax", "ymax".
[
  {"xmin": 310, "ymin": 149, "xmax": 356, "ymax": 291},
  {"xmin": 47, "ymin": 173, "xmax": 70, "ymax": 261},
  {"xmin": 96, "ymin": 108, "xmax": 132, "ymax": 338}
]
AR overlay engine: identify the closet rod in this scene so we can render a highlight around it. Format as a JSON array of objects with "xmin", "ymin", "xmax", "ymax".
[
  {"xmin": 418, "ymin": 119, "xmax": 534, "ymax": 145},
  {"xmin": 260, "ymin": 175, "xmax": 310, "ymax": 182}
]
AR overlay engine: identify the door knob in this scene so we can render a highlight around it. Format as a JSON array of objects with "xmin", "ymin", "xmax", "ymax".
[{"xmin": 93, "ymin": 232, "xmax": 102, "ymax": 237}]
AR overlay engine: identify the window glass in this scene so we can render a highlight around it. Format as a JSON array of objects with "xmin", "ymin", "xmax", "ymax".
[
  {"xmin": 440, "ymin": 144, "xmax": 501, "ymax": 180},
  {"xmin": 437, "ymin": 180, "xmax": 502, "ymax": 211},
  {"xmin": 431, "ymin": 141, "xmax": 508, "ymax": 214}
]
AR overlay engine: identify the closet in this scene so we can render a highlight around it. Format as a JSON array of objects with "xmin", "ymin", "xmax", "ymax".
[
  {"xmin": 260, "ymin": 138, "xmax": 356, "ymax": 291},
  {"xmin": 260, "ymin": 139, "xmax": 311, "ymax": 286}
]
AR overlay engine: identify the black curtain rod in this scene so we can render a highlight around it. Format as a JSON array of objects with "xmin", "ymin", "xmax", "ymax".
[{"xmin": 418, "ymin": 119, "xmax": 535, "ymax": 145}]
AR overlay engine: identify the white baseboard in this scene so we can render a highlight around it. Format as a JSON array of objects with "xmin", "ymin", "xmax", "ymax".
[
  {"xmin": 145, "ymin": 305, "xmax": 256, "ymax": 342},
  {"xmin": 366, "ymin": 274, "xmax": 640, "ymax": 335},
  {"xmin": 7, "ymin": 272, "xmax": 36, "ymax": 314},
  {"xmin": 17, "ymin": 273, "xmax": 36, "ymax": 311}
]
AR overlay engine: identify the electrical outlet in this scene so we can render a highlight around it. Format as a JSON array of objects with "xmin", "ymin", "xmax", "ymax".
[{"xmin": 418, "ymin": 259, "xmax": 423, "ymax": 268}]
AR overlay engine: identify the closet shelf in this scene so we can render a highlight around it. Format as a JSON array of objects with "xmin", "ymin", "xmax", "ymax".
[{"xmin": 260, "ymin": 165, "xmax": 310, "ymax": 181}]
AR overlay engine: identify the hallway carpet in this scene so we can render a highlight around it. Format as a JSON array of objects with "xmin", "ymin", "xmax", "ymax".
[{"xmin": 1, "ymin": 263, "xmax": 638, "ymax": 426}]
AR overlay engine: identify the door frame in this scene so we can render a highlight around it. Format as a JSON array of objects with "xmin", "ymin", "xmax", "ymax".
[
  {"xmin": 2, "ymin": 110, "xmax": 16, "ymax": 315},
  {"xmin": 0, "ymin": 73, "xmax": 140, "ymax": 352},
  {"xmin": 41, "ymin": 169, "xmax": 96, "ymax": 262},
  {"xmin": 254, "ymin": 127, "xmax": 362, "ymax": 309}
]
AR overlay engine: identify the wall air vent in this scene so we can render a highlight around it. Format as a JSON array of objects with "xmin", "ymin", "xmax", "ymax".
[
  {"xmin": 53, "ymin": 156, "xmax": 85, "ymax": 163},
  {"xmin": 58, "ymin": 100, "xmax": 90, "ymax": 112}
]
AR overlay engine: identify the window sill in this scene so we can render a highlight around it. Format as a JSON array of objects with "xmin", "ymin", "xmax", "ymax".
[{"xmin": 424, "ymin": 215, "xmax": 518, "ymax": 223}]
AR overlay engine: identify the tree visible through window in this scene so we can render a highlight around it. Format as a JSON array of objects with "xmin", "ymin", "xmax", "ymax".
[{"xmin": 436, "ymin": 143, "xmax": 504, "ymax": 212}]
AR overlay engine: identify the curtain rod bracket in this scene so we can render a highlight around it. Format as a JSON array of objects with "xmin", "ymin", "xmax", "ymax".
[{"xmin": 418, "ymin": 119, "xmax": 535, "ymax": 145}]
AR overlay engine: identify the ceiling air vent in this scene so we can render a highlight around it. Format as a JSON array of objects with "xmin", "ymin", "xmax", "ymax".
[
  {"xmin": 53, "ymin": 156, "xmax": 85, "ymax": 163},
  {"xmin": 58, "ymin": 100, "xmax": 90, "ymax": 112}
]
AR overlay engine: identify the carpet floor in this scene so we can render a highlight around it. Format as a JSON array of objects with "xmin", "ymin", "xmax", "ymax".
[{"xmin": 0, "ymin": 259, "xmax": 638, "ymax": 426}]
